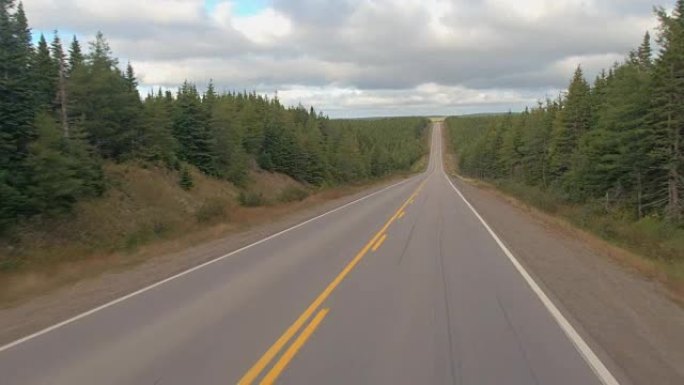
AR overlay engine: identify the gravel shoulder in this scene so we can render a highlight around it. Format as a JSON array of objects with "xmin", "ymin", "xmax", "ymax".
[{"xmin": 451, "ymin": 175, "xmax": 684, "ymax": 385}]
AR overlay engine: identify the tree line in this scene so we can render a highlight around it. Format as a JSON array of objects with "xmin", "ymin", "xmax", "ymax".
[
  {"xmin": 447, "ymin": 0, "xmax": 684, "ymax": 224},
  {"xmin": 0, "ymin": 1, "xmax": 428, "ymax": 231}
]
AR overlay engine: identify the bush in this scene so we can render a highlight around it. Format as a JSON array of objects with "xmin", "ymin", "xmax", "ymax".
[
  {"xmin": 238, "ymin": 191, "xmax": 266, "ymax": 207},
  {"xmin": 195, "ymin": 198, "xmax": 228, "ymax": 223},
  {"xmin": 277, "ymin": 186, "xmax": 309, "ymax": 203},
  {"xmin": 179, "ymin": 167, "xmax": 193, "ymax": 190}
]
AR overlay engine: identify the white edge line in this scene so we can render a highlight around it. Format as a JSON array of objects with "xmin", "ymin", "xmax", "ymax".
[
  {"xmin": 443, "ymin": 172, "xmax": 620, "ymax": 385},
  {"xmin": 0, "ymin": 176, "xmax": 417, "ymax": 353}
]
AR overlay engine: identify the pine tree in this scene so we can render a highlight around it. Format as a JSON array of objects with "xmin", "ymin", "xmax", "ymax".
[
  {"xmin": 549, "ymin": 66, "xmax": 592, "ymax": 188},
  {"xmin": 69, "ymin": 32, "xmax": 141, "ymax": 159},
  {"xmin": 31, "ymin": 34, "xmax": 57, "ymax": 109},
  {"xmin": 207, "ymin": 93, "xmax": 249, "ymax": 185},
  {"xmin": 0, "ymin": 0, "xmax": 36, "ymax": 228},
  {"xmin": 124, "ymin": 62, "xmax": 138, "ymax": 94},
  {"xmin": 51, "ymin": 32, "xmax": 69, "ymax": 137},
  {"xmin": 638, "ymin": 31, "xmax": 653, "ymax": 70},
  {"xmin": 68, "ymin": 35, "xmax": 83, "ymax": 73},
  {"xmin": 172, "ymin": 81, "xmax": 215, "ymax": 174},
  {"xmin": 139, "ymin": 91, "xmax": 178, "ymax": 167},
  {"xmin": 25, "ymin": 112, "xmax": 102, "ymax": 214},
  {"xmin": 650, "ymin": 1, "xmax": 684, "ymax": 220}
]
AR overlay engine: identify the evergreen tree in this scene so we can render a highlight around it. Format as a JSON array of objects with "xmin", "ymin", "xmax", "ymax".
[
  {"xmin": 69, "ymin": 32, "xmax": 141, "ymax": 159},
  {"xmin": 68, "ymin": 35, "xmax": 83, "ymax": 73},
  {"xmin": 549, "ymin": 66, "xmax": 592, "ymax": 188},
  {"xmin": 139, "ymin": 91, "xmax": 178, "ymax": 167},
  {"xmin": 51, "ymin": 32, "xmax": 69, "ymax": 137},
  {"xmin": 25, "ymin": 112, "xmax": 102, "ymax": 214},
  {"xmin": 638, "ymin": 31, "xmax": 653, "ymax": 70},
  {"xmin": 0, "ymin": 0, "xmax": 35, "ymax": 229},
  {"xmin": 650, "ymin": 1, "xmax": 684, "ymax": 220},
  {"xmin": 31, "ymin": 34, "xmax": 57, "ymax": 109},
  {"xmin": 172, "ymin": 81, "xmax": 215, "ymax": 174}
]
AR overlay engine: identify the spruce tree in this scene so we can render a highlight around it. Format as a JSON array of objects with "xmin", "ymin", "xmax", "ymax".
[
  {"xmin": 31, "ymin": 34, "xmax": 57, "ymax": 109},
  {"xmin": 650, "ymin": 1, "xmax": 684, "ymax": 220},
  {"xmin": 549, "ymin": 66, "xmax": 592, "ymax": 189},
  {"xmin": 0, "ymin": 0, "xmax": 35, "ymax": 228},
  {"xmin": 51, "ymin": 32, "xmax": 69, "ymax": 137},
  {"xmin": 68, "ymin": 35, "xmax": 83, "ymax": 73}
]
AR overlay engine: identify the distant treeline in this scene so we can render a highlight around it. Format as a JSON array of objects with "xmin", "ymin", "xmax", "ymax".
[
  {"xmin": 447, "ymin": 1, "xmax": 684, "ymax": 224},
  {"xmin": 0, "ymin": 1, "xmax": 428, "ymax": 231}
]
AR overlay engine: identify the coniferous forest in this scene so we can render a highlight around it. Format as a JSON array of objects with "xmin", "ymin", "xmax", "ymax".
[
  {"xmin": 0, "ymin": 1, "xmax": 428, "ymax": 233},
  {"xmin": 446, "ymin": 1, "xmax": 684, "ymax": 262}
]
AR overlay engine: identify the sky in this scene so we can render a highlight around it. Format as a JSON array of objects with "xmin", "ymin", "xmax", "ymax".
[{"xmin": 24, "ymin": 0, "xmax": 663, "ymax": 118}]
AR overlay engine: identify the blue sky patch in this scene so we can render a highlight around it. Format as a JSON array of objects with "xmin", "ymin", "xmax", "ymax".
[
  {"xmin": 31, "ymin": 29, "xmax": 78, "ymax": 46},
  {"xmin": 204, "ymin": 0, "xmax": 268, "ymax": 16}
]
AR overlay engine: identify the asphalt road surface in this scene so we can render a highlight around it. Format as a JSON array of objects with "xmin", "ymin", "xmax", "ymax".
[{"xmin": 0, "ymin": 123, "xmax": 619, "ymax": 385}]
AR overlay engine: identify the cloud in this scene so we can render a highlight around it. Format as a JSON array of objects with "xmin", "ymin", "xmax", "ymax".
[
  {"xmin": 23, "ymin": 0, "xmax": 662, "ymax": 116},
  {"xmin": 230, "ymin": 7, "xmax": 293, "ymax": 44}
]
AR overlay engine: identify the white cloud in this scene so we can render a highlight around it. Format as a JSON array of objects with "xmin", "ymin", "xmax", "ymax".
[
  {"xmin": 25, "ymin": 0, "xmax": 205, "ymax": 26},
  {"xmin": 231, "ymin": 7, "xmax": 293, "ymax": 44},
  {"xmin": 278, "ymin": 83, "xmax": 536, "ymax": 117}
]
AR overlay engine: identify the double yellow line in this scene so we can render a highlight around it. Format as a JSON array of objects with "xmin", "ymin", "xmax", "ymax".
[{"xmin": 238, "ymin": 178, "xmax": 427, "ymax": 385}]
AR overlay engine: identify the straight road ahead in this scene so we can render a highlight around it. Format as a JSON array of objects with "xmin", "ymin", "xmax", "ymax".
[{"xmin": 0, "ymin": 123, "xmax": 619, "ymax": 385}]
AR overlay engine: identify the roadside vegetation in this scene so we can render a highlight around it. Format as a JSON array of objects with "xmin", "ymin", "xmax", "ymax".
[
  {"xmin": 446, "ymin": 1, "xmax": 684, "ymax": 283},
  {"xmin": 0, "ymin": 1, "xmax": 429, "ymax": 276}
]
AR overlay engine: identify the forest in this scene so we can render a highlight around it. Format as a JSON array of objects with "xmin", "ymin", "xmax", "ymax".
[
  {"xmin": 0, "ymin": 1, "xmax": 428, "ymax": 233},
  {"xmin": 446, "ymin": 1, "xmax": 684, "ymax": 262}
]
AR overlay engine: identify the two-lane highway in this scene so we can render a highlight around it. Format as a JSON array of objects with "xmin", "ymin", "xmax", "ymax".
[{"xmin": 0, "ymin": 123, "xmax": 618, "ymax": 384}]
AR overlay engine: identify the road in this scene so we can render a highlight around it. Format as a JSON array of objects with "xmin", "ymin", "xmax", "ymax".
[{"xmin": 0, "ymin": 123, "xmax": 619, "ymax": 385}]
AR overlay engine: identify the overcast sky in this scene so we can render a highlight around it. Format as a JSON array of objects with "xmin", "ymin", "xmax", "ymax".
[{"xmin": 25, "ymin": 0, "xmax": 662, "ymax": 117}]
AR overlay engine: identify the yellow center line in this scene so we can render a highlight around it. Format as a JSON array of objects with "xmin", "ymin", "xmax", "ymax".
[
  {"xmin": 237, "ymin": 178, "xmax": 426, "ymax": 385},
  {"xmin": 259, "ymin": 308, "xmax": 330, "ymax": 385},
  {"xmin": 372, "ymin": 234, "xmax": 387, "ymax": 252},
  {"xmin": 397, "ymin": 211, "xmax": 406, "ymax": 219}
]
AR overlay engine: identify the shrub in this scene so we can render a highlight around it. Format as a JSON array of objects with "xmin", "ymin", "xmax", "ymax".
[
  {"xmin": 195, "ymin": 198, "xmax": 228, "ymax": 223},
  {"xmin": 277, "ymin": 186, "xmax": 309, "ymax": 203},
  {"xmin": 179, "ymin": 167, "xmax": 193, "ymax": 190},
  {"xmin": 238, "ymin": 191, "xmax": 266, "ymax": 207}
]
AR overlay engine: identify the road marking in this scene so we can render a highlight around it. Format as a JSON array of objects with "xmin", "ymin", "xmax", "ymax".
[
  {"xmin": 238, "ymin": 179, "xmax": 426, "ymax": 384},
  {"xmin": 259, "ymin": 308, "xmax": 330, "ymax": 385},
  {"xmin": 443, "ymin": 173, "xmax": 620, "ymax": 385},
  {"xmin": 398, "ymin": 211, "xmax": 406, "ymax": 219},
  {"xmin": 372, "ymin": 234, "xmax": 388, "ymax": 252},
  {"xmin": 0, "ymin": 177, "xmax": 418, "ymax": 355}
]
